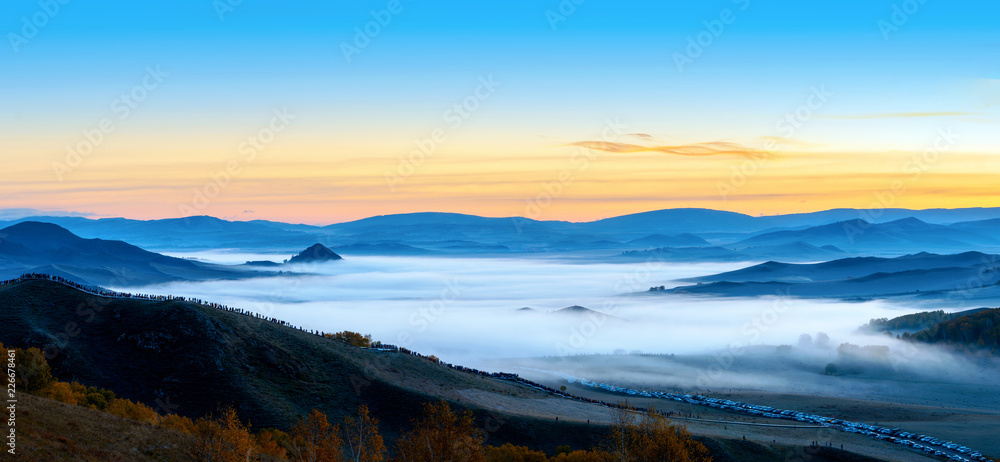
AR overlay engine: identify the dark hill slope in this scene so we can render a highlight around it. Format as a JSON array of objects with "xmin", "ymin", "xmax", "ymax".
[
  {"xmin": 907, "ymin": 308, "xmax": 1000, "ymax": 352},
  {"xmin": 0, "ymin": 222, "xmax": 262, "ymax": 286},
  {"xmin": 687, "ymin": 251, "xmax": 1000, "ymax": 283},
  {"xmin": 665, "ymin": 251, "xmax": 1000, "ymax": 299},
  {"xmin": 0, "ymin": 279, "xmax": 538, "ymax": 433}
]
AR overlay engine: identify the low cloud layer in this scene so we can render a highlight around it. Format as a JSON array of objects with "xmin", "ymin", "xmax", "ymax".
[{"xmin": 121, "ymin": 255, "xmax": 938, "ymax": 369}]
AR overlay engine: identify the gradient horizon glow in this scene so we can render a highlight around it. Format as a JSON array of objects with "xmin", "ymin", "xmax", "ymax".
[{"xmin": 2, "ymin": 0, "xmax": 998, "ymax": 225}]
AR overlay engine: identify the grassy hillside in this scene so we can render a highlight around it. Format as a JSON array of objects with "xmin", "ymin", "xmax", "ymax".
[
  {"xmin": 0, "ymin": 279, "xmax": 539, "ymax": 434},
  {"xmin": 17, "ymin": 392, "xmax": 194, "ymax": 461}
]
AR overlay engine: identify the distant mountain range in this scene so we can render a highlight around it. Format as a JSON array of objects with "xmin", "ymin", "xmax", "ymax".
[
  {"xmin": 662, "ymin": 251, "xmax": 1000, "ymax": 301},
  {"xmin": 0, "ymin": 222, "xmax": 344, "ymax": 286},
  {"xmin": 0, "ymin": 222, "xmax": 270, "ymax": 286},
  {"xmin": 732, "ymin": 218, "xmax": 1000, "ymax": 253},
  {"xmin": 3, "ymin": 207, "xmax": 1000, "ymax": 259}
]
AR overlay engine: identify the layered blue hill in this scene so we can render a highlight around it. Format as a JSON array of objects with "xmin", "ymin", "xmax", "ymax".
[
  {"xmin": 666, "ymin": 251, "xmax": 1000, "ymax": 300},
  {"xmin": 0, "ymin": 222, "xmax": 271, "ymax": 286}
]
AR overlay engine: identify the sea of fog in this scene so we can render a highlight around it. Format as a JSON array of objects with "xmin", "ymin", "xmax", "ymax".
[{"xmin": 112, "ymin": 253, "xmax": 922, "ymax": 367}]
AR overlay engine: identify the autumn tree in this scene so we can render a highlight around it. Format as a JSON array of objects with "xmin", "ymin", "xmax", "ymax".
[
  {"xmin": 85, "ymin": 386, "xmax": 116, "ymax": 410},
  {"xmin": 548, "ymin": 450, "xmax": 605, "ymax": 462},
  {"xmin": 106, "ymin": 397, "xmax": 160, "ymax": 424},
  {"xmin": 12, "ymin": 346, "xmax": 52, "ymax": 392},
  {"xmin": 484, "ymin": 443, "xmax": 547, "ymax": 462},
  {"xmin": 629, "ymin": 411, "xmax": 710, "ymax": 462},
  {"xmin": 39, "ymin": 381, "xmax": 81, "ymax": 405},
  {"xmin": 601, "ymin": 404, "xmax": 637, "ymax": 462},
  {"xmin": 257, "ymin": 428, "xmax": 290, "ymax": 460},
  {"xmin": 162, "ymin": 414, "xmax": 198, "ymax": 435},
  {"xmin": 328, "ymin": 331, "xmax": 373, "ymax": 348},
  {"xmin": 600, "ymin": 403, "xmax": 711, "ymax": 462},
  {"xmin": 192, "ymin": 405, "xmax": 257, "ymax": 462},
  {"xmin": 391, "ymin": 400, "xmax": 486, "ymax": 462},
  {"xmin": 290, "ymin": 409, "xmax": 343, "ymax": 462},
  {"xmin": 342, "ymin": 405, "xmax": 387, "ymax": 462}
]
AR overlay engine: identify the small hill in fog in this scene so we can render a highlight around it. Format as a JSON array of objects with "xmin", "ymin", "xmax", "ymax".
[{"xmin": 287, "ymin": 243, "xmax": 343, "ymax": 264}]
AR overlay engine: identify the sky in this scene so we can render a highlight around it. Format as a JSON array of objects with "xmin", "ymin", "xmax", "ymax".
[{"xmin": 1, "ymin": 0, "xmax": 998, "ymax": 225}]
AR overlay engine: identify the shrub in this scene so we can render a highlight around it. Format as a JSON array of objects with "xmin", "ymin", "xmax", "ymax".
[
  {"xmin": 107, "ymin": 398, "xmax": 160, "ymax": 424},
  {"xmin": 192, "ymin": 406, "xmax": 256, "ymax": 462},
  {"xmin": 14, "ymin": 347, "xmax": 52, "ymax": 392},
  {"xmin": 162, "ymin": 414, "xmax": 198, "ymax": 435},
  {"xmin": 484, "ymin": 443, "xmax": 547, "ymax": 462},
  {"xmin": 85, "ymin": 392, "xmax": 109, "ymax": 410},
  {"xmin": 39, "ymin": 381, "xmax": 80, "ymax": 405}
]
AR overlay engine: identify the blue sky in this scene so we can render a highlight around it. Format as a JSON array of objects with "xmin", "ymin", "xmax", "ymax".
[{"xmin": 1, "ymin": 0, "xmax": 998, "ymax": 222}]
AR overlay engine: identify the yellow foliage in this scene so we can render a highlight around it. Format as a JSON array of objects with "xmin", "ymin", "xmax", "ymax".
[
  {"xmin": 342, "ymin": 405, "xmax": 386, "ymax": 462},
  {"xmin": 390, "ymin": 401, "xmax": 486, "ymax": 462},
  {"xmin": 600, "ymin": 404, "xmax": 711, "ymax": 462},
  {"xmin": 39, "ymin": 381, "xmax": 81, "ymax": 406},
  {"xmin": 548, "ymin": 450, "xmax": 605, "ymax": 462},
  {"xmin": 106, "ymin": 398, "xmax": 160, "ymax": 425},
  {"xmin": 290, "ymin": 409, "xmax": 343, "ymax": 462},
  {"xmin": 162, "ymin": 414, "xmax": 198, "ymax": 435},
  {"xmin": 485, "ymin": 443, "xmax": 548, "ymax": 462},
  {"xmin": 330, "ymin": 331, "xmax": 373, "ymax": 348},
  {"xmin": 256, "ymin": 428, "xmax": 290, "ymax": 460},
  {"xmin": 192, "ymin": 406, "xmax": 256, "ymax": 462}
]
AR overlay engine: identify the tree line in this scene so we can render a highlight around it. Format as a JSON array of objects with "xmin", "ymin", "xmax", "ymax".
[{"xmin": 904, "ymin": 308, "xmax": 1000, "ymax": 353}]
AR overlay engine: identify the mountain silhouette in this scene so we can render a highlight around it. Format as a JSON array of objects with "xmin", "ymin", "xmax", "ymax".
[
  {"xmin": 287, "ymin": 243, "xmax": 343, "ymax": 264},
  {"xmin": 0, "ymin": 222, "xmax": 268, "ymax": 286}
]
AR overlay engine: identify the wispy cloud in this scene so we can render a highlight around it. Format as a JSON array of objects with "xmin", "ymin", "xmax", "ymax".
[
  {"xmin": 565, "ymin": 141, "xmax": 764, "ymax": 158},
  {"xmin": 757, "ymin": 136, "xmax": 819, "ymax": 148},
  {"xmin": 820, "ymin": 111, "xmax": 983, "ymax": 120}
]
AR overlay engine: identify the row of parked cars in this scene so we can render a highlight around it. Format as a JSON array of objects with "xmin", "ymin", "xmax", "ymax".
[
  {"xmin": 555, "ymin": 374, "xmax": 991, "ymax": 462},
  {"xmin": 896, "ymin": 433, "xmax": 986, "ymax": 461}
]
